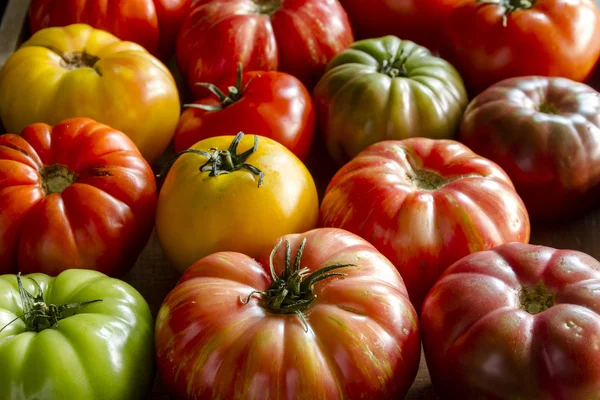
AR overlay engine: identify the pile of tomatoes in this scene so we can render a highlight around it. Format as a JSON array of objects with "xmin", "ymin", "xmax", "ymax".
[{"xmin": 2, "ymin": 0, "xmax": 600, "ymax": 399}]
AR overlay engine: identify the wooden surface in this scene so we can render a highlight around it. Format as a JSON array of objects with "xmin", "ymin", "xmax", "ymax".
[{"xmin": 2, "ymin": 0, "xmax": 600, "ymax": 398}]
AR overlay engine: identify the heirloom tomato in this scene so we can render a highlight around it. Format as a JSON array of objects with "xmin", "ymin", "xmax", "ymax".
[
  {"xmin": 176, "ymin": 0, "xmax": 354, "ymax": 98},
  {"xmin": 156, "ymin": 132, "xmax": 319, "ymax": 273},
  {"xmin": 0, "ymin": 118, "xmax": 157, "ymax": 277},
  {"xmin": 313, "ymin": 36, "xmax": 468, "ymax": 164},
  {"xmin": 29, "ymin": 0, "xmax": 192, "ymax": 59},
  {"xmin": 460, "ymin": 76, "xmax": 600, "ymax": 221},
  {"xmin": 320, "ymin": 138, "xmax": 530, "ymax": 310},
  {"xmin": 339, "ymin": 0, "xmax": 458, "ymax": 52},
  {"xmin": 422, "ymin": 243, "xmax": 600, "ymax": 399},
  {"xmin": 155, "ymin": 228, "xmax": 421, "ymax": 399},
  {"xmin": 174, "ymin": 65, "xmax": 315, "ymax": 160},
  {"xmin": 441, "ymin": 0, "xmax": 600, "ymax": 95},
  {"xmin": 0, "ymin": 269, "xmax": 154, "ymax": 400},
  {"xmin": 0, "ymin": 24, "xmax": 180, "ymax": 164}
]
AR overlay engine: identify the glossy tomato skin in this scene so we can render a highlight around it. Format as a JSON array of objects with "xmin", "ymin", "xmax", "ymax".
[
  {"xmin": 422, "ymin": 242, "xmax": 600, "ymax": 399},
  {"xmin": 156, "ymin": 134, "xmax": 319, "ymax": 273},
  {"xmin": 460, "ymin": 76, "xmax": 600, "ymax": 221},
  {"xmin": 0, "ymin": 118, "xmax": 157, "ymax": 277},
  {"xmin": 0, "ymin": 269, "xmax": 154, "ymax": 400},
  {"xmin": 339, "ymin": 0, "xmax": 458, "ymax": 53},
  {"xmin": 313, "ymin": 36, "xmax": 468, "ymax": 164},
  {"xmin": 173, "ymin": 70, "xmax": 315, "ymax": 160},
  {"xmin": 0, "ymin": 24, "xmax": 180, "ymax": 164},
  {"xmin": 441, "ymin": 0, "xmax": 600, "ymax": 95},
  {"xmin": 176, "ymin": 0, "xmax": 354, "ymax": 98},
  {"xmin": 155, "ymin": 228, "xmax": 421, "ymax": 399},
  {"xmin": 320, "ymin": 138, "xmax": 530, "ymax": 310},
  {"xmin": 29, "ymin": 0, "xmax": 191, "ymax": 59}
]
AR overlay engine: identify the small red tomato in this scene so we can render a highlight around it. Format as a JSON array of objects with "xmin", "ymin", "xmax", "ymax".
[
  {"xmin": 320, "ymin": 138, "xmax": 530, "ymax": 310},
  {"xmin": 422, "ymin": 242, "xmax": 600, "ymax": 399},
  {"xmin": 174, "ymin": 65, "xmax": 315, "ymax": 160},
  {"xmin": 0, "ymin": 118, "xmax": 157, "ymax": 276}
]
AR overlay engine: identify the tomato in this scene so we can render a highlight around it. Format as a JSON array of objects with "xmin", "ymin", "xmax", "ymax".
[
  {"xmin": 0, "ymin": 118, "xmax": 157, "ymax": 277},
  {"xmin": 176, "ymin": 0, "xmax": 354, "ymax": 98},
  {"xmin": 313, "ymin": 36, "xmax": 468, "ymax": 165},
  {"xmin": 441, "ymin": 0, "xmax": 600, "ymax": 95},
  {"xmin": 174, "ymin": 65, "xmax": 315, "ymax": 160},
  {"xmin": 422, "ymin": 242, "xmax": 600, "ymax": 399},
  {"xmin": 155, "ymin": 228, "xmax": 420, "ymax": 399},
  {"xmin": 0, "ymin": 24, "xmax": 180, "ymax": 164},
  {"xmin": 320, "ymin": 138, "xmax": 530, "ymax": 310},
  {"xmin": 338, "ymin": 0, "xmax": 458, "ymax": 53},
  {"xmin": 29, "ymin": 0, "xmax": 191, "ymax": 59},
  {"xmin": 0, "ymin": 269, "xmax": 154, "ymax": 400},
  {"xmin": 459, "ymin": 76, "xmax": 600, "ymax": 221},
  {"xmin": 156, "ymin": 132, "xmax": 319, "ymax": 273}
]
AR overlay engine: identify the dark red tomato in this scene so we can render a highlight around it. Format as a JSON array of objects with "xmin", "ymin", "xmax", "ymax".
[
  {"xmin": 0, "ymin": 118, "xmax": 157, "ymax": 277},
  {"xmin": 29, "ymin": 0, "xmax": 192, "ymax": 59},
  {"xmin": 422, "ymin": 242, "xmax": 600, "ymax": 399},
  {"xmin": 459, "ymin": 76, "xmax": 600, "ymax": 221},
  {"xmin": 320, "ymin": 138, "xmax": 530, "ymax": 310},
  {"xmin": 339, "ymin": 0, "xmax": 458, "ymax": 53},
  {"xmin": 173, "ymin": 67, "xmax": 315, "ymax": 160},
  {"xmin": 441, "ymin": 0, "xmax": 600, "ymax": 95},
  {"xmin": 155, "ymin": 228, "xmax": 421, "ymax": 399},
  {"xmin": 176, "ymin": 0, "xmax": 354, "ymax": 98}
]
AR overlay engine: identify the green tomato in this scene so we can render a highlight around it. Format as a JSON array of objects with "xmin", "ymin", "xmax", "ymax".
[
  {"xmin": 0, "ymin": 270, "xmax": 154, "ymax": 400},
  {"xmin": 313, "ymin": 35, "xmax": 468, "ymax": 164}
]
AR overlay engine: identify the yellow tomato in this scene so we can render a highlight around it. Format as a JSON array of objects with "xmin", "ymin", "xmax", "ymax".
[
  {"xmin": 0, "ymin": 24, "xmax": 180, "ymax": 164},
  {"xmin": 156, "ymin": 133, "xmax": 319, "ymax": 273}
]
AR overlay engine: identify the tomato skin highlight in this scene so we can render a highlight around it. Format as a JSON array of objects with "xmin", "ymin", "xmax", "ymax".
[
  {"xmin": 174, "ymin": 70, "xmax": 315, "ymax": 161},
  {"xmin": 156, "ymin": 133, "xmax": 319, "ymax": 274},
  {"xmin": 422, "ymin": 242, "xmax": 600, "ymax": 399},
  {"xmin": 320, "ymin": 138, "xmax": 530, "ymax": 310},
  {"xmin": 29, "ymin": 0, "xmax": 192, "ymax": 59},
  {"xmin": 0, "ymin": 118, "xmax": 157, "ymax": 277},
  {"xmin": 155, "ymin": 228, "xmax": 421, "ymax": 400},
  {"xmin": 441, "ymin": 0, "xmax": 600, "ymax": 95}
]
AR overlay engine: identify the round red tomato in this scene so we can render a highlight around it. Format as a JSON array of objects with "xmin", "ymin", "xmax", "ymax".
[
  {"xmin": 0, "ymin": 118, "xmax": 157, "ymax": 277},
  {"xmin": 174, "ymin": 66, "xmax": 315, "ymax": 160},
  {"xmin": 320, "ymin": 138, "xmax": 530, "ymax": 310},
  {"xmin": 422, "ymin": 242, "xmax": 600, "ymax": 399},
  {"xmin": 29, "ymin": 0, "xmax": 191, "ymax": 59},
  {"xmin": 339, "ymin": 0, "xmax": 458, "ymax": 53},
  {"xmin": 155, "ymin": 228, "xmax": 421, "ymax": 399},
  {"xmin": 459, "ymin": 76, "xmax": 600, "ymax": 221},
  {"xmin": 176, "ymin": 0, "xmax": 354, "ymax": 98},
  {"xmin": 441, "ymin": 0, "xmax": 600, "ymax": 95}
]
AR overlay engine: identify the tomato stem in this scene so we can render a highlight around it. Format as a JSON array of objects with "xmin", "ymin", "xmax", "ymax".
[
  {"xmin": 519, "ymin": 282, "xmax": 555, "ymax": 314},
  {"xmin": 252, "ymin": 0, "xmax": 282, "ymax": 16},
  {"xmin": 240, "ymin": 238, "xmax": 356, "ymax": 332},
  {"xmin": 476, "ymin": 0, "xmax": 535, "ymax": 26},
  {"xmin": 0, "ymin": 274, "xmax": 102, "ymax": 334},
  {"xmin": 40, "ymin": 164, "xmax": 78, "ymax": 195},
  {"xmin": 380, "ymin": 49, "xmax": 410, "ymax": 78}
]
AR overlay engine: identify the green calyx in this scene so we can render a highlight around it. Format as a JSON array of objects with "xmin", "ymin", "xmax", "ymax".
[
  {"xmin": 477, "ymin": 0, "xmax": 535, "ymax": 26},
  {"xmin": 0, "ymin": 274, "xmax": 102, "ymax": 334},
  {"xmin": 379, "ymin": 48, "xmax": 410, "ymax": 78},
  {"xmin": 185, "ymin": 62, "xmax": 256, "ymax": 112},
  {"xmin": 40, "ymin": 164, "xmax": 78, "ymax": 195},
  {"xmin": 241, "ymin": 238, "xmax": 356, "ymax": 332},
  {"xmin": 519, "ymin": 282, "xmax": 555, "ymax": 315},
  {"xmin": 157, "ymin": 132, "xmax": 265, "ymax": 187},
  {"xmin": 252, "ymin": 0, "xmax": 282, "ymax": 16}
]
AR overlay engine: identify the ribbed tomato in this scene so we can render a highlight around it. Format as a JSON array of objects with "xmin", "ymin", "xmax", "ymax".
[
  {"xmin": 155, "ymin": 228, "xmax": 421, "ymax": 399},
  {"xmin": 320, "ymin": 138, "xmax": 530, "ymax": 310},
  {"xmin": 0, "ymin": 118, "xmax": 157, "ymax": 276}
]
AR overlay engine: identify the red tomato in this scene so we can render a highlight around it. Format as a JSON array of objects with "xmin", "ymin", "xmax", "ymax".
[
  {"xmin": 339, "ymin": 0, "xmax": 458, "ymax": 53},
  {"xmin": 0, "ymin": 118, "xmax": 157, "ymax": 277},
  {"xmin": 320, "ymin": 138, "xmax": 530, "ymax": 310},
  {"xmin": 29, "ymin": 0, "xmax": 192, "ymax": 59},
  {"xmin": 441, "ymin": 0, "xmax": 600, "ymax": 95},
  {"xmin": 422, "ymin": 242, "xmax": 600, "ymax": 399},
  {"xmin": 176, "ymin": 0, "xmax": 354, "ymax": 98},
  {"xmin": 174, "ymin": 67, "xmax": 315, "ymax": 160},
  {"xmin": 459, "ymin": 76, "xmax": 600, "ymax": 221},
  {"xmin": 155, "ymin": 228, "xmax": 421, "ymax": 399}
]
